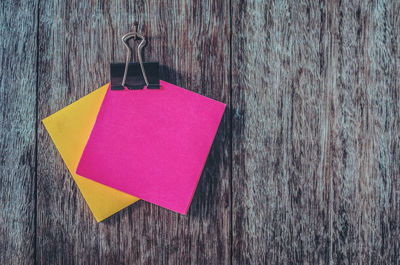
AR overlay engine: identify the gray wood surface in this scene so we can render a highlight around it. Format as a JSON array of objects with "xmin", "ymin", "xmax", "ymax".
[
  {"xmin": 0, "ymin": 1, "xmax": 38, "ymax": 265},
  {"xmin": 1, "ymin": 0, "xmax": 399, "ymax": 264},
  {"xmin": 232, "ymin": 0, "xmax": 400, "ymax": 264}
]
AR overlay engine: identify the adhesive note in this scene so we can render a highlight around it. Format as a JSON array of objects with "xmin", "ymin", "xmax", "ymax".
[
  {"xmin": 77, "ymin": 81, "xmax": 226, "ymax": 214},
  {"xmin": 43, "ymin": 84, "xmax": 139, "ymax": 222}
]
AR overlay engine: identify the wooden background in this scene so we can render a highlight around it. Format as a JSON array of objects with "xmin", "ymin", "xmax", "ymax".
[{"xmin": 1, "ymin": 0, "xmax": 399, "ymax": 264}]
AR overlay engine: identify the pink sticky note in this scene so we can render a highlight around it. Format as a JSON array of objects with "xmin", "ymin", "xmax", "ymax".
[{"xmin": 76, "ymin": 80, "xmax": 225, "ymax": 214}]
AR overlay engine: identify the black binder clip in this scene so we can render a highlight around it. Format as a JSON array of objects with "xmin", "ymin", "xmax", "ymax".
[{"xmin": 110, "ymin": 22, "xmax": 160, "ymax": 90}]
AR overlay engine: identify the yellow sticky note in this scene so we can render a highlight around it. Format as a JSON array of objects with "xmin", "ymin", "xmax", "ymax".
[{"xmin": 43, "ymin": 84, "xmax": 139, "ymax": 222}]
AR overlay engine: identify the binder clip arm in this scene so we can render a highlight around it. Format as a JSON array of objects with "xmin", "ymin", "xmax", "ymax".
[{"xmin": 110, "ymin": 22, "xmax": 160, "ymax": 90}]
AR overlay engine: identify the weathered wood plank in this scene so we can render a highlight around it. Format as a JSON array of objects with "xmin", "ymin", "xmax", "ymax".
[
  {"xmin": 0, "ymin": 0, "xmax": 38, "ymax": 264},
  {"xmin": 232, "ymin": 0, "xmax": 400, "ymax": 264},
  {"xmin": 232, "ymin": 1, "xmax": 329, "ymax": 263},
  {"xmin": 328, "ymin": 1, "xmax": 400, "ymax": 263},
  {"xmin": 36, "ymin": 1, "xmax": 230, "ymax": 264}
]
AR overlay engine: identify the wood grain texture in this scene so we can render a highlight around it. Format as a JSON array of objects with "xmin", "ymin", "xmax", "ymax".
[
  {"xmin": 36, "ymin": 0, "xmax": 230, "ymax": 264},
  {"xmin": 232, "ymin": 0, "xmax": 400, "ymax": 264},
  {"xmin": 232, "ymin": 1, "xmax": 328, "ymax": 264},
  {"xmin": 328, "ymin": 1, "xmax": 400, "ymax": 263},
  {"xmin": 0, "ymin": 0, "xmax": 38, "ymax": 264}
]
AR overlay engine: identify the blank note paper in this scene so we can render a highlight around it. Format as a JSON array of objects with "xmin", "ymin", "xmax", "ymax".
[
  {"xmin": 43, "ymin": 84, "xmax": 139, "ymax": 222},
  {"xmin": 77, "ymin": 80, "xmax": 226, "ymax": 214}
]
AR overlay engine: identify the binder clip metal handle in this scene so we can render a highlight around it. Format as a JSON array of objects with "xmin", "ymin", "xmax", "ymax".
[
  {"xmin": 121, "ymin": 26, "xmax": 147, "ymax": 87},
  {"xmin": 110, "ymin": 22, "xmax": 160, "ymax": 90}
]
